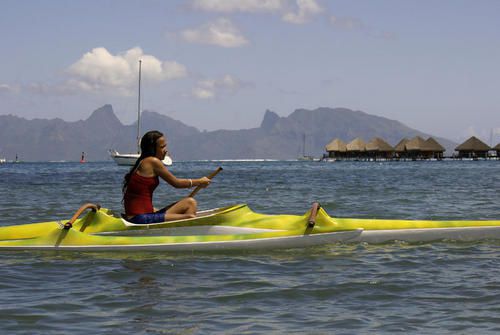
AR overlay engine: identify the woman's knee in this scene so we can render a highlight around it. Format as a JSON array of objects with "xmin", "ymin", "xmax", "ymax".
[
  {"xmin": 179, "ymin": 197, "xmax": 197, "ymax": 212},
  {"xmin": 184, "ymin": 197, "xmax": 197, "ymax": 207}
]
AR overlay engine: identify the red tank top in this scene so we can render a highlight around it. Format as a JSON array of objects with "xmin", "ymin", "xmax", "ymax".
[{"xmin": 124, "ymin": 173, "xmax": 160, "ymax": 216}]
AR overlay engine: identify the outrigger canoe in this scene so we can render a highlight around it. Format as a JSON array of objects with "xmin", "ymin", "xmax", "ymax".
[
  {"xmin": 0, "ymin": 202, "xmax": 499, "ymax": 251},
  {"xmin": 0, "ymin": 203, "xmax": 361, "ymax": 251}
]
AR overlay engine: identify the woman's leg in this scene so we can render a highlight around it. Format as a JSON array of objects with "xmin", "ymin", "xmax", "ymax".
[{"xmin": 163, "ymin": 197, "xmax": 197, "ymax": 220}]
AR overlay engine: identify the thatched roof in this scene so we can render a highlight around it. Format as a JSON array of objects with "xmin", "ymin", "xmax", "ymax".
[
  {"xmin": 394, "ymin": 138, "xmax": 409, "ymax": 152},
  {"xmin": 494, "ymin": 143, "xmax": 500, "ymax": 150},
  {"xmin": 455, "ymin": 136, "xmax": 491, "ymax": 151},
  {"xmin": 365, "ymin": 137, "xmax": 394, "ymax": 152},
  {"xmin": 325, "ymin": 138, "xmax": 347, "ymax": 152},
  {"xmin": 405, "ymin": 136, "xmax": 429, "ymax": 151},
  {"xmin": 425, "ymin": 137, "xmax": 445, "ymax": 152},
  {"xmin": 346, "ymin": 138, "xmax": 366, "ymax": 151}
]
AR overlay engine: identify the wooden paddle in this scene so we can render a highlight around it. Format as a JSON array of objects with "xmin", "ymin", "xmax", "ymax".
[{"xmin": 188, "ymin": 166, "xmax": 223, "ymax": 198}]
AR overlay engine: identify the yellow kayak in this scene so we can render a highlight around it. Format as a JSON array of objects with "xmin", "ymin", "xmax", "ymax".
[
  {"xmin": 0, "ymin": 203, "xmax": 361, "ymax": 251},
  {"xmin": 0, "ymin": 203, "xmax": 498, "ymax": 251}
]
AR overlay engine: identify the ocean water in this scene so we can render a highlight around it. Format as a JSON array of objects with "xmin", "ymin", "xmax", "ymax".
[{"xmin": 0, "ymin": 160, "xmax": 499, "ymax": 334}]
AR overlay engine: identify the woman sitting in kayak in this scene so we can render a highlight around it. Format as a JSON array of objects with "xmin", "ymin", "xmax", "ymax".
[{"xmin": 123, "ymin": 130, "xmax": 210, "ymax": 224}]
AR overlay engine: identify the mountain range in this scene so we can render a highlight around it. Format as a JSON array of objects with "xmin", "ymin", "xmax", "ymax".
[{"xmin": 0, "ymin": 105, "xmax": 455, "ymax": 161}]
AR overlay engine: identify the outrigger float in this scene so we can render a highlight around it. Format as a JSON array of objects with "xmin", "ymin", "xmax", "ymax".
[{"xmin": 0, "ymin": 202, "xmax": 499, "ymax": 251}]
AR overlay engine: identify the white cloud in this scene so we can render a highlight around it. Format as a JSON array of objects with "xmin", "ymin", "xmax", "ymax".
[
  {"xmin": 0, "ymin": 84, "xmax": 16, "ymax": 94},
  {"xmin": 0, "ymin": 48, "xmax": 187, "ymax": 97},
  {"xmin": 190, "ymin": 0, "xmax": 323, "ymax": 24},
  {"xmin": 180, "ymin": 18, "xmax": 249, "ymax": 48},
  {"xmin": 192, "ymin": 87, "xmax": 215, "ymax": 99},
  {"xmin": 282, "ymin": 0, "xmax": 323, "ymax": 24},
  {"xmin": 26, "ymin": 82, "xmax": 76, "ymax": 95},
  {"xmin": 329, "ymin": 15, "xmax": 396, "ymax": 40},
  {"xmin": 66, "ymin": 47, "xmax": 187, "ymax": 95},
  {"xmin": 192, "ymin": 74, "xmax": 252, "ymax": 99},
  {"xmin": 330, "ymin": 16, "xmax": 365, "ymax": 31},
  {"xmin": 190, "ymin": 0, "xmax": 284, "ymax": 13}
]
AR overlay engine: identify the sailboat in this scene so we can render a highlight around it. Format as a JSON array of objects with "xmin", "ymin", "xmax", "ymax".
[
  {"xmin": 109, "ymin": 60, "xmax": 172, "ymax": 166},
  {"xmin": 297, "ymin": 133, "xmax": 315, "ymax": 161}
]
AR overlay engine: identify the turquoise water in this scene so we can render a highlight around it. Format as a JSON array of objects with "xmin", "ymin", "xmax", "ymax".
[{"xmin": 0, "ymin": 161, "xmax": 499, "ymax": 334}]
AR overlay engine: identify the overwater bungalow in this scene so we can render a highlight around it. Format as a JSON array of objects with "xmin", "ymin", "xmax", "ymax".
[
  {"xmin": 346, "ymin": 138, "xmax": 366, "ymax": 160},
  {"xmin": 325, "ymin": 138, "xmax": 347, "ymax": 159},
  {"xmin": 365, "ymin": 137, "xmax": 394, "ymax": 160},
  {"xmin": 424, "ymin": 137, "xmax": 445, "ymax": 160},
  {"xmin": 455, "ymin": 136, "xmax": 491, "ymax": 159},
  {"xmin": 494, "ymin": 143, "xmax": 500, "ymax": 157},
  {"xmin": 394, "ymin": 138, "xmax": 409, "ymax": 159},
  {"xmin": 404, "ymin": 136, "xmax": 429, "ymax": 160}
]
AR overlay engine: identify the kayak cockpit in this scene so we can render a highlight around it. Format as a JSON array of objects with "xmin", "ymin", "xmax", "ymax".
[
  {"xmin": 107, "ymin": 205, "xmax": 289, "ymax": 236},
  {"xmin": 119, "ymin": 205, "xmax": 242, "ymax": 227}
]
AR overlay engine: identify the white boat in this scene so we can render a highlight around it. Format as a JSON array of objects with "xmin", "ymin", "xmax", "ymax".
[
  {"xmin": 109, "ymin": 150, "xmax": 172, "ymax": 166},
  {"xmin": 0, "ymin": 158, "xmax": 6, "ymax": 164},
  {"xmin": 297, "ymin": 133, "xmax": 316, "ymax": 161},
  {"xmin": 109, "ymin": 60, "xmax": 172, "ymax": 166}
]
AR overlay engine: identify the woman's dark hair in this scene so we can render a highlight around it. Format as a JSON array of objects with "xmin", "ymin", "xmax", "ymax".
[{"xmin": 122, "ymin": 130, "xmax": 164, "ymax": 196}]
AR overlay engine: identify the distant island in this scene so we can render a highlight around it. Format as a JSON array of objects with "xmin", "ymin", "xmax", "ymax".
[{"xmin": 0, "ymin": 105, "xmax": 456, "ymax": 161}]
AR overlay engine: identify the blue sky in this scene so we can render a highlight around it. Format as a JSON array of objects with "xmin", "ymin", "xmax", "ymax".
[{"xmin": 1, "ymin": 0, "xmax": 499, "ymax": 143}]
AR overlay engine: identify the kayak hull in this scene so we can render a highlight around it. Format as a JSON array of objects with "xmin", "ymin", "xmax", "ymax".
[
  {"xmin": 0, "ymin": 229, "xmax": 362, "ymax": 251},
  {"xmin": 0, "ymin": 204, "xmax": 361, "ymax": 251},
  {"xmin": 0, "ymin": 204, "xmax": 498, "ymax": 251}
]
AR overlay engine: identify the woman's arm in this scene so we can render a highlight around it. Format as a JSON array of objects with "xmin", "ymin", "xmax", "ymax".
[{"xmin": 151, "ymin": 158, "xmax": 210, "ymax": 188}]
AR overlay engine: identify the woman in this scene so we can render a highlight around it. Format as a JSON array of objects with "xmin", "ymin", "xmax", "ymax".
[{"xmin": 123, "ymin": 130, "xmax": 210, "ymax": 224}]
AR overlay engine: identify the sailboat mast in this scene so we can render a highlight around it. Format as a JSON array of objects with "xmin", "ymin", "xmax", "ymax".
[
  {"xmin": 136, "ymin": 60, "xmax": 142, "ymax": 154},
  {"xmin": 303, "ymin": 133, "xmax": 306, "ymax": 157}
]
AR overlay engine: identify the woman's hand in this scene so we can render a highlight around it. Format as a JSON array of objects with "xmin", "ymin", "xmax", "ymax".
[{"xmin": 197, "ymin": 177, "xmax": 211, "ymax": 188}]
